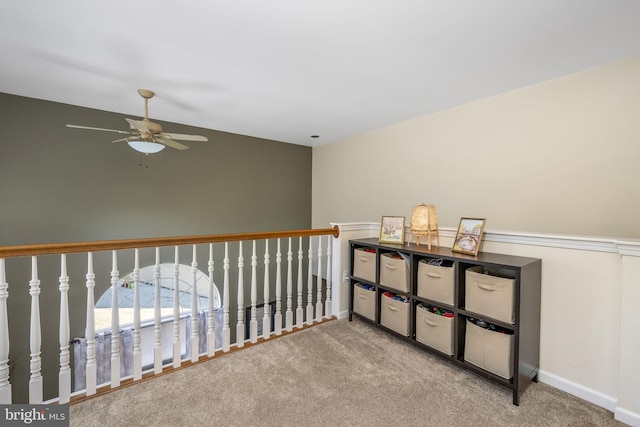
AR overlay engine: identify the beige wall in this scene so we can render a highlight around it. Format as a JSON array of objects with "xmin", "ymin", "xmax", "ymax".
[
  {"xmin": 316, "ymin": 56, "xmax": 640, "ymax": 424},
  {"xmin": 312, "ymin": 55, "xmax": 640, "ymax": 239}
]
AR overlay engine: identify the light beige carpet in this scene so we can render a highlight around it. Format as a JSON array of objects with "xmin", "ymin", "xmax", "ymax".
[{"xmin": 70, "ymin": 318, "xmax": 622, "ymax": 426}]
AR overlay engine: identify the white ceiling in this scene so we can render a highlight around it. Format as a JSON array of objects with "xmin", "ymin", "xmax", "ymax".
[{"xmin": 1, "ymin": 1, "xmax": 639, "ymax": 147}]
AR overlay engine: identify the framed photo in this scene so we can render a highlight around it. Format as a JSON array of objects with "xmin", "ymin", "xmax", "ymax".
[
  {"xmin": 379, "ymin": 216, "xmax": 405, "ymax": 244},
  {"xmin": 452, "ymin": 218, "xmax": 486, "ymax": 256}
]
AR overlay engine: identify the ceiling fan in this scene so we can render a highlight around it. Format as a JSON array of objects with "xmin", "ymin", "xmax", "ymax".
[{"xmin": 66, "ymin": 89, "xmax": 208, "ymax": 154}]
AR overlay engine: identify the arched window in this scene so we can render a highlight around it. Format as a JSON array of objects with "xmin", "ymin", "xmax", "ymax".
[
  {"xmin": 95, "ymin": 263, "xmax": 221, "ymax": 330},
  {"xmin": 73, "ymin": 263, "xmax": 222, "ymax": 391}
]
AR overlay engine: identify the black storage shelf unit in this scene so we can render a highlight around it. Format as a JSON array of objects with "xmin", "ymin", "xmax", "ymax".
[{"xmin": 348, "ymin": 237, "xmax": 541, "ymax": 405}]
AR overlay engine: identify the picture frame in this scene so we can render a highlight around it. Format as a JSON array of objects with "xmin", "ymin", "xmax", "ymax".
[
  {"xmin": 452, "ymin": 217, "xmax": 486, "ymax": 256},
  {"xmin": 379, "ymin": 216, "xmax": 406, "ymax": 244}
]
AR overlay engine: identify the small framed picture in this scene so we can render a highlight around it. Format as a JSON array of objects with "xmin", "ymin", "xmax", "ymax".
[
  {"xmin": 452, "ymin": 218, "xmax": 486, "ymax": 256},
  {"xmin": 379, "ymin": 216, "xmax": 406, "ymax": 244}
]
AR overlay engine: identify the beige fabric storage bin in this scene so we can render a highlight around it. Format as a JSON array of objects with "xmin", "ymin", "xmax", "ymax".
[
  {"xmin": 415, "ymin": 304, "xmax": 454, "ymax": 355},
  {"xmin": 380, "ymin": 293, "xmax": 410, "ymax": 336},
  {"xmin": 353, "ymin": 248, "xmax": 376, "ymax": 282},
  {"xmin": 379, "ymin": 252, "xmax": 409, "ymax": 292},
  {"xmin": 464, "ymin": 320, "xmax": 514, "ymax": 379},
  {"xmin": 417, "ymin": 260, "xmax": 454, "ymax": 305},
  {"xmin": 352, "ymin": 283, "xmax": 376, "ymax": 321},
  {"xmin": 465, "ymin": 266, "xmax": 515, "ymax": 324}
]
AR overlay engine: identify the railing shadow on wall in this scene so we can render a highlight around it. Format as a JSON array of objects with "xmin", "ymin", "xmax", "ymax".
[{"xmin": 0, "ymin": 226, "xmax": 340, "ymax": 404}]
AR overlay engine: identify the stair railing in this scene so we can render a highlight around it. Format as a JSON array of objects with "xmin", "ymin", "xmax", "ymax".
[{"xmin": 0, "ymin": 226, "xmax": 339, "ymax": 404}]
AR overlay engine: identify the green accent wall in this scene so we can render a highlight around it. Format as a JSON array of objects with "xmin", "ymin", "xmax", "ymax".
[{"xmin": 0, "ymin": 92, "xmax": 312, "ymax": 402}]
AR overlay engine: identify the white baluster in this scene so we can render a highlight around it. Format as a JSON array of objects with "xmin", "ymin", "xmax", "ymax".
[
  {"xmin": 132, "ymin": 249, "xmax": 142, "ymax": 380},
  {"xmin": 316, "ymin": 237, "xmax": 323, "ymax": 322},
  {"xmin": 190, "ymin": 245, "xmax": 199, "ymax": 362},
  {"xmin": 306, "ymin": 238, "xmax": 314, "ymax": 325},
  {"xmin": 85, "ymin": 253, "xmax": 97, "ymax": 396},
  {"xmin": 111, "ymin": 251, "xmax": 121, "ymax": 386},
  {"xmin": 296, "ymin": 237, "xmax": 304, "ymax": 329},
  {"xmin": 236, "ymin": 242, "xmax": 245, "ymax": 348},
  {"xmin": 153, "ymin": 248, "xmax": 162, "ymax": 374},
  {"xmin": 173, "ymin": 246, "xmax": 181, "ymax": 368},
  {"xmin": 249, "ymin": 241, "xmax": 258, "ymax": 343},
  {"xmin": 29, "ymin": 257, "xmax": 43, "ymax": 403},
  {"xmin": 325, "ymin": 236, "xmax": 332, "ymax": 319},
  {"xmin": 207, "ymin": 243, "xmax": 215, "ymax": 357},
  {"xmin": 58, "ymin": 255, "xmax": 71, "ymax": 403},
  {"xmin": 263, "ymin": 240, "xmax": 271, "ymax": 340},
  {"xmin": 285, "ymin": 238, "xmax": 293, "ymax": 332},
  {"xmin": 274, "ymin": 239, "xmax": 282, "ymax": 336},
  {"xmin": 222, "ymin": 243, "xmax": 230, "ymax": 352},
  {"xmin": 0, "ymin": 259, "xmax": 11, "ymax": 404}
]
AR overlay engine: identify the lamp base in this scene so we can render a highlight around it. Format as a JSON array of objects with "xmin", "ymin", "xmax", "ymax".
[{"xmin": 412, "ymin": 230, "xmax": 439, "ymax": 250}]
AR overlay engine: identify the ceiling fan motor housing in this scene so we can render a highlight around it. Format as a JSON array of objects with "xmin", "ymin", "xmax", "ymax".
[{"xmin": 140, "ymin": 118, "xmax": 163, "ymax": 134}]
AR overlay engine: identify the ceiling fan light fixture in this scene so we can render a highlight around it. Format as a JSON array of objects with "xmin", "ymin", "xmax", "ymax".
[{"xmin": 127, "ymin": 140, "xmax": 165, "ymax": 154}]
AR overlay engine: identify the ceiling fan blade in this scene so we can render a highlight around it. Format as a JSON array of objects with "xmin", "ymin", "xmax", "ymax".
[
  {"xmin": 67, "ymin": 124, "xmax": 130, "ymax": 135},
  {"xmin": 161, "ymin": 132, "xmax": 208, "ymax": 142},
  {"xmin": 111, "ymin": 137, "xmax": 134, "ymax": 144},
  {"xmin": 155, "ymin": 135, "xmax": 190, "ymax": 150},
  {"xmin": 125, "ymin": 118, "xmax": 149, "ymax": 132}
]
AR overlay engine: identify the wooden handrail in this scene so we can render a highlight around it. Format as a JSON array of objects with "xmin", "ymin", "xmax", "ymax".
[{"xmin": 0, "ymin": 226, "xmax": 340, "ymax": 258}]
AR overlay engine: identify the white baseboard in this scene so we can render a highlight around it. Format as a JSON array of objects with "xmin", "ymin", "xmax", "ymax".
[
  {"xmin": 538, "ymin": 372, "xmax": 640, "ymax": 426},
  {"xmin": 335, "ymin": 309, "xmax": 349, "ymax": 320},
  {"xmin": 538, "ymin": 369, "xmax": 617, "ymax": 411},
  {"xmin": 615, "ymin": 407, "xmax": 640, "ymax": 427}
]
